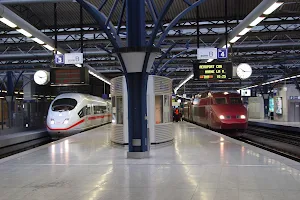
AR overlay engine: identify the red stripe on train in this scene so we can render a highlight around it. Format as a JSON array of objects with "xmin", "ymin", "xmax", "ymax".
[{"xmin": 47, "ymin": 119, "xmax": 85, "ymax": 131}]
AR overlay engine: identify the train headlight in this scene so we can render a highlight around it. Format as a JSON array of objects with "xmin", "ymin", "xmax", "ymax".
[
  {"xmin": 50, "ymin": 119, "xmax": 55, "ymax": 124},
  {"xmin": 219, "ymin": 115, "xmax": 225, "ymax": 120},
  {"xmin": 240, "ymin": 115, "xmax": 246, "ymax": 119},
  {"xmin": 63, "ymin": 119, "xmax": 69, "ymax": 124}
]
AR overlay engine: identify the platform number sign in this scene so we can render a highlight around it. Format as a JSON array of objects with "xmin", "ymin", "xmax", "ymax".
[
  {"xmin": 217, "ymin": 48, "xmax": 228, "ymax": 59},
  {"xmin": 55, "ymin": 54, "xmax": 64, "ymax": 65}
]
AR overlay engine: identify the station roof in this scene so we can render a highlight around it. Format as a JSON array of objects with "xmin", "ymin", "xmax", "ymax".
[{"xmin": 0, "ymin": 0, "xmax": 299, "ymax": 96}]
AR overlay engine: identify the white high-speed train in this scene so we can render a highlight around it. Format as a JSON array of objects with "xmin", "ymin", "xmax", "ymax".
[{"xmin": 47, "ymin": 93, "xmax": 111, "ymax": 137}]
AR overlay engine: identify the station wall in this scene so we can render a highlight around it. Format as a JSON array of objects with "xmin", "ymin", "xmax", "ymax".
[
  {"xmin": 274, "ymin": 84, "xmax": 300, "ymax": 122},
  {"xmin": 248, "ymin": 97, "xmax": 264, "ymax": 119}
]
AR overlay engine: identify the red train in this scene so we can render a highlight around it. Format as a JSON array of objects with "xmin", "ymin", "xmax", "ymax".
[{"xmin": 183, "ymin": 91, "xmax": 248, "ymax": 132}]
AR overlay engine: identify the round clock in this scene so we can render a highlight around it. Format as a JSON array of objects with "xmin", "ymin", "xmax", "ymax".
[
  {"xmin": 34, "ymin": 70, "xmax": 49, "ymax": 85},
  {"xmin": 237, "ymin": 63, "xmax": 252, "ymax": 79}
]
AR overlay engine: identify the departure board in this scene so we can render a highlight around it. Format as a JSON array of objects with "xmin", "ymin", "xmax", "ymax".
[
  {"xmin": 193, "ymin": 62, "xmax": 233, "ymax": 81},
  {"xmin": 50, "ymin": 67, "xmax": 89, "ymax": 86}
]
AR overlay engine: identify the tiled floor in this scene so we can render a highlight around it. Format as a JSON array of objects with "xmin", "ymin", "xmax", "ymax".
[
  {"xmin": 250, "ymin": 118, "xmax": 300, "ymax": 128},
  {"xmin": 0, "ymin": 122, "xmax": 300, "ymax": 200}
]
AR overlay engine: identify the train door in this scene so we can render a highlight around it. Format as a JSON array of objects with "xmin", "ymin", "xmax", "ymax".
[{"xmin": 86, "ymin": 105, "xmax": 92, "ymax": 127}]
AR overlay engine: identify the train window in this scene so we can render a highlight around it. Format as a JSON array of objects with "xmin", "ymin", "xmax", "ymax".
[
  {"xmin": 52, "ymin": 98, "xmax": 77, "ymax": 111},
  {"xmin": 215, "ymin": 98, "xmax": 226, "ymax": 104},
  {"xmin": 229, "ymin": 98, "xmax": 242, "ymax": 104},
  {"xmin": 93, "ymin": 106, "xmax": 106, "ymax": 114},
  {"xmin": 78, "ymin": 106, "xmax": 86, "ymax": 118}
]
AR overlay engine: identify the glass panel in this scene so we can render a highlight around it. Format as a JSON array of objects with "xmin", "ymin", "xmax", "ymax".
[
  {"xmin": 155, "ymin": 95, "xmax": 163, "ymax": 124},
  {"xmin": 116, "ymin": 97, "xmax": 123, "ymax": 124},
  {"xmin": 215, "ymin": 98, "xmax": 226, "ymax": 104},
  {"xmin": 78, "ymin": 106, "xmax": 86, "ymax": 118},
  {"xmin": 52, "ymin": 98, "xmax": 77, "ymax": 111},
  {"xmin": 229, "ymin": 97, "xmax": 242, "ymax": 104},
  {"xmin": 163, "ymin": 95, "xmax": 171, "ymax": 123}
]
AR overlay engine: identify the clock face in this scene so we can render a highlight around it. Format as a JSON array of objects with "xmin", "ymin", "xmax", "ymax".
[
  {"xmin": 34, "ymin": 70, "xmax": 49, "ymax": 85},
  {"xmin": 237, "ymin": 63, "xmax": 252, "ymax": 79}
]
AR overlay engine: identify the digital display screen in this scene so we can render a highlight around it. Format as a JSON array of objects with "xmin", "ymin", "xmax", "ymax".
[
  {"xmin": 269, "ymin": 98, "xmax": 274, "ymax": 112},
  {"xmin": 193, "ymin": 62, "xmax": 233, "ymax": 80},
  {"xmin": 275, "ymin": 97, "xmax": 282, "ymax": 114},
  {"xmin": 50, "ymin": 67, "xmax": 89, "ymax": 86}
]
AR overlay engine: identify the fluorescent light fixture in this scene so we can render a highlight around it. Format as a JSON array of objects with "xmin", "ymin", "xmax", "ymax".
[
  {"xmin": 230, "ymin": 36, "xmax": 240, "ymax": 43},
  {"xmin": 88, "ymin": 70, "xmax": 111, "ymax": 85},
  {"xmin": 0, "ymin": 17, "xmax": 17, "ymax": 28},
  {"xmin": 43, "ymin": 44, "xmax": 55, "ymax": 51},
  {"xmin": 207, "ymin": 59, "xmax": 214, "ymax": 62},
  {"xmin": 57, "ymin": 51, "xmax": 62, "ymax": 55},
  {"xmin": 174, "ymin": 74, "xmax": 194, "ymax": 94},
  {"xmin": 263, "ymin": 2, "xmax": 283, "ymax": 15},
  {"xmin": 75, "ymin": 64, "xmax": 82, "ymax": 67},
  {"xmin": 222, "ymin": 43, "xmax": 230, "ymax": 48},
  {"xmin": 239, "ymin": 28, "xmax": 251, "ymax": 36},
  {"xmin": 32, "ymin": 37, "xmax": 44, "ymax": 44},
  {"xmin": 17, "ymin": 29, "xmax": 32, "ymax": 37},
  {"xmin": 249, "ymin": 17, "xmax": 265, "ymax": 27}
]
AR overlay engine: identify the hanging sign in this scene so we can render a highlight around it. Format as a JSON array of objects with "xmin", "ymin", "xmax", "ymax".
[
  {"xmin": 197, "ymin": 48, "xmax": 217, "ymax": 60},
  {"xmin": 54, "ymin": 53, "xmax": 84, "ymax": 65},
  {"xmin": 193, "ymin": 62, "xmax": 233, "ymax": 81}
]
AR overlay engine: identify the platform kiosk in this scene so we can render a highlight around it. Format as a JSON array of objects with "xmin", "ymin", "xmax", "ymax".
[{"xmin": 110, "ymin": 75, "xmax": 173, "ymax": 145}]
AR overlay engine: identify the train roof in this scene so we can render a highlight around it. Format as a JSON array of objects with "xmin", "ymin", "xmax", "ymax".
[
  {"xmin": 54, "ymin": 93, "xmax": 109, "ymax": 103},
  {"xmin": 194, "ymin": 91, "xmax": 241, "ymax": 99}
]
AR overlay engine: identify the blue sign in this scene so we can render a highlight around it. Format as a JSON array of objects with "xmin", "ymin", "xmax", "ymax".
[
  {"xmin": 102, "ymin": 94, "xmax": 108, "ymax": 99},
  {"xmin": 217, "ymin": 48, "xmax": 228, "ymax": 59},
  {"xmin": 55, "ymin": 54, "xmax": 64, "ymax": 65}
]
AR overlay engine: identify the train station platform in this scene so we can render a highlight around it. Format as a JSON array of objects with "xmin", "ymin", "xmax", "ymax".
[
  {"xmin": 1, "ymin": 122, "xmax": 300, "ymax": 200},
  {"xmin": 0, "ymin": 129, "xmax": 49, "ymax": 157},
  {"xmin": 249, "ymin": 119, "xmax": 300, "ymax": 132}
]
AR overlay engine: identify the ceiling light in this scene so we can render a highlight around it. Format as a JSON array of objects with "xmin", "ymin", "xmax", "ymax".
[
  {"xmin": 239, "ymin": 28, "xmax": 251, "ymax": 36},
  {"xmin": 57, "ymin": 51, "xmax": 62, "ymax": 54},
  {"xmin": 263, "ymin": 2, "xmax": 283, "ymax": 15},
  {"xmin": 17, "ymin": 29, "xmax": 32, "ymax": 37},
  {"xmin": 43, "ymin": 44, "xmax": 55, "ymax": 51},
  {"xmin": 230, "ymin": 36, "xmax": 240, "ymax": 43},
  {"xmin": 88, "ymin": 70, "xmax": 111, "ymax": 85},
  {"xmin": 207, "ymin": 59, "xmax": 214, "ymax": 62},
  {"xmin": 32, "ymin": 37, "xmax": 44, "ymax": 44},
  {"xmin": 249, "ymin": 17, "xmax": 265, "ymax": 27},
  {"xmin": 222, "ymin": 43, "xmax": 230, "ymax": 48},
  {"xmin": 0, "ymin": 17, "xmax": 17, "ymax": 28},
  {"xmin": 75, "ymin": 64, "xmax": 82, "ymax": 67}
]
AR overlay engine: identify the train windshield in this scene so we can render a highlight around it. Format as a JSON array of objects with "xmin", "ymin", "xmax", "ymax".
[
  {"xmin": 215, "ymin": 98, "xmax": 226, "ymax": 104},
  {"xmin": 229, "ymin": 97, "xmax": 242, "ymax": 104},
  {"xmin": 52, "ymin": 98, "xmax": 77, "ymax": 111}
]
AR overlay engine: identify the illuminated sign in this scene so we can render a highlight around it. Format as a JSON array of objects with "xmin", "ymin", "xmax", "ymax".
[
  {"xmin": 50, "ymin": 67, "xmax": 89, "ymax": 86},
  {"xmin": 193, "ymin": 62, "xmax": 233, "ymax": 80}
]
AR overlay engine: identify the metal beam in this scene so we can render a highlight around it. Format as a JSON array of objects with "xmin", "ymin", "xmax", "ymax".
[
  {"xmin": 218, "ymin": 0, "xmax": 279, "ymax": 48},
  {"xmin": 0, "ymin": 4, "xmax": 109, "ymax": 83},
  {"xmin": 0, "ymin": 0, "xmax": 75, "ymax": 4}
]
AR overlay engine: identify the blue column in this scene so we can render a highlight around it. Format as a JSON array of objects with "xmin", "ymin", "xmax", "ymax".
[
  {"xmin": 126, "ymin": 0, "xmax": 145, "ymax": 47},
  {"xmin": 125, "ymin": 0, "xmax": 149, "ymax": 157},
  {"xmin": 6, "ymin": 71, "xmax": 14, "ymax": 128}
]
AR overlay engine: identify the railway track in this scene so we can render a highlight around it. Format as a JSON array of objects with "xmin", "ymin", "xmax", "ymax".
[
  {"xmin": 0, "ymin": 136, "xmax": 53, "ymax": 159},
  {"xmin": 235, "ymin": 125, "xmax": 300, "ymax": 161}
]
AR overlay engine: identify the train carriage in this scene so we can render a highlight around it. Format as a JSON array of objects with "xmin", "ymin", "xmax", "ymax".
[
  {"xmin": 184, "ymin": 91, "xmax": 248, "ymax": 132},
  {"xmin": 47, "ymin": 93, "xmax": 111, "ymax": 137}
]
